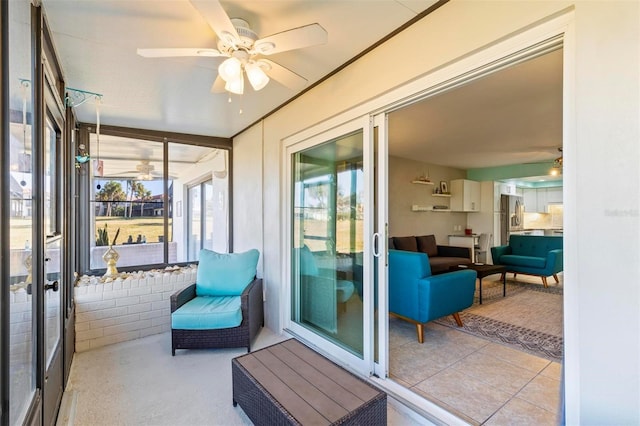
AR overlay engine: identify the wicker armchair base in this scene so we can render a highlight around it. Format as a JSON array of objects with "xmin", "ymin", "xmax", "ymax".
[
  {"xmin": 171, "ymin": 278, "xmax": 264, "ymax": 355},
  {"xmin": 232, "ymin": 339, "xmax": 387, "ymax": 425}
]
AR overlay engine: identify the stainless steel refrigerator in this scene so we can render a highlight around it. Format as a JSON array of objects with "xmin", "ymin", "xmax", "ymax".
[{"xmin": 500, "ymin": 194, "xmax": 524, "ymax": 245}]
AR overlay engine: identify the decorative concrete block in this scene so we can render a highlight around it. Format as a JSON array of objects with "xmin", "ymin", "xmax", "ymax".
[
  {"xmin": 140, "ymin": 293, "xmax": 162, "ymax": 303},
  {"xmin": 115, "ymin": 296, "xmax": 141, "ymax": 307},
  {"xmin": 128, "ymin": 303, "xmax": 152, "ymax": 314},
  {"xmin": 76, "ymin": 328, "xmax": 104, "ymax": 342}
]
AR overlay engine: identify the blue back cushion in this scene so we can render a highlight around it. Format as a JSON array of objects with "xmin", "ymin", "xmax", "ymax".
[{"xmin": 196, "ymin": 249, "xmax": 259, "ymax": 297}]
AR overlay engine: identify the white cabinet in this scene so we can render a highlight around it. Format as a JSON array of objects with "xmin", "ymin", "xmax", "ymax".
[
  {"xmin": 536, "ymin": 190, "xmax": 548, "ymax": 212},
  {"xmin": 500, "ymin": 183, "xmax": 517, "ymax": 195},
  {"xmin": 450, "ymin": 179, "xmax": 480, "ymax": 212},
  {"xmin": 546, "ymin": 187, "xmax": 563, "ymax": 203},
  {"xmin": 523, "ymin": 188, "xmax": 538, "ymax": 212},
  {"xmin": 522, "ymin": 187, "xmax": 563, "ymax": 213}
]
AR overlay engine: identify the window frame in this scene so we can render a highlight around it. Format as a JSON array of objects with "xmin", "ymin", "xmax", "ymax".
[{"xmin": 77, "ymin": 124, "xmax": 232, "ymax": 275}]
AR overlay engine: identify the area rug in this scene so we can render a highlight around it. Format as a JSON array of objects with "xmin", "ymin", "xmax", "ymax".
[{"xmin": 433, "ymin": 279, "xmax": 564, "ymax": 362}]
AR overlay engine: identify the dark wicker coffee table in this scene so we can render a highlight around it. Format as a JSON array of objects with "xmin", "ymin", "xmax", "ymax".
[
  {"xmin": 449, "ymin": 263, "xmax": 506, "ymax": 304},
  {"xmin": 232, "ymin": 339, "xmax": 386, "ymax": 425}
]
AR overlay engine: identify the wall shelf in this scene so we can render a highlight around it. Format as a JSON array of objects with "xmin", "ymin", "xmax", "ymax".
[
  {"xmin": 411, "ymin": 205, "xmax": 452, "ymax": 212},
  {"xmin": 411, "ymin": 180, "xmax": 434, "ymax": 185},
  {"xmin": 431, "ymin": 193, "xmax": 451, "ymax": 197}
]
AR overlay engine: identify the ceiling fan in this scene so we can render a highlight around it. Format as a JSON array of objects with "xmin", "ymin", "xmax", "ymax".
[
  {"xmin": 110, "ymin": 160, "xmax": 162, "ymax": 181},
  {"xmin": 137, "ymin": 0, "xmax": 328, "ymax": 95}
]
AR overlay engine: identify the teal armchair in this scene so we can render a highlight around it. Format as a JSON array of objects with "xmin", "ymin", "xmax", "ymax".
[{"xmin": 388, "ymin": 249, "xmax": 477, "ymax": 343}]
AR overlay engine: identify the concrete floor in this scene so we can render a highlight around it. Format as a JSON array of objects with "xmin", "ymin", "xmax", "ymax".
[{"xmin": 56, "ymin": 328, "xmax": 432, "ymax": 425}]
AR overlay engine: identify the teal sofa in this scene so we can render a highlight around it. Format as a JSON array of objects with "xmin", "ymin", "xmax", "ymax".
[
  {"xmin": 491, "ymin": 235, "xmax": 563, "ymax": 287},
  {"xmin": 388, "ymin": 249, "xmax": 477, "ymax": 343}
]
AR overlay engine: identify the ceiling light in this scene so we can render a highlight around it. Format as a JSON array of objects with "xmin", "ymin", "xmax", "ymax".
[
  {"xmin": 549, "ymin": 147, "xmax": 563, "ymax": 176},
  {"xmin": 225, "ymin": 75, "xmax": 244, "ymax": 95},
  {"xmin": 245, "ymin": 62, "xmax": 269, "ymax": 91},
  {"xmin": 218, "ymin": 57, "xmax": 242, "ymax": 82}
]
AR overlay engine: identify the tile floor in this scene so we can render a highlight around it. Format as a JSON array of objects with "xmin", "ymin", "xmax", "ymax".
[{"xmin": 389, "ymin": 274, "xmax": 563, "ymax": 425}]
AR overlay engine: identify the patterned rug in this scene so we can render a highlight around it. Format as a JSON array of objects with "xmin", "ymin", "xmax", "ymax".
[{"xmin": 433, "ymin": 279, "xmax": 564, "ymax": 362}]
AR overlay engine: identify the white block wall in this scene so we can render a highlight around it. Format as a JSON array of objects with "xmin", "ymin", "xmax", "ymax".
[{"xmin": 74, "ymin": 266, "xmax": 197, "ymax": 352}]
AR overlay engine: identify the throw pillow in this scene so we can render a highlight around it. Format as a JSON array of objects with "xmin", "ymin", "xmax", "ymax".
[
  {"xmin": 196, "ymin": 249, "xmax": 260, "ymax": 297},
  {"xmin": 393, "ymin": 236, "xmax": 418, "ymax": 252},
  {"xmin": 417, "ymin": 235, "xmax": 438, "ymax": 257}
]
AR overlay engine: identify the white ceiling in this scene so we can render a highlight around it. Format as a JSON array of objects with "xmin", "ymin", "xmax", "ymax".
[
  {"xmin": 388, "ymin": 48, "xmax": 563, "ymax": 170},
  {"xmin": 42, "ymin": 0, "xmax": 438, "ymax": 137},
  {"xmin": 41, "ymin": 0, "xmax": 563, "ymax": 175}
]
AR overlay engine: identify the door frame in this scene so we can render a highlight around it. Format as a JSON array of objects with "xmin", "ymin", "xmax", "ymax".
[
  {"xmin": 279, "ymin": 10, "xmax": 575, "ymax": 424},
  {"xmin": 282, "ymin": 115, "xmax": 376, "ymax": 376}
]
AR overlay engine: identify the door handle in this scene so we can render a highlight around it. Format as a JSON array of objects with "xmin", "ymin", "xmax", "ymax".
[
  {"xmin": 372, "ymin": 233, "xmax": 381, "ymax": 257},
  {"xmin": 44, "ymin": 280, "xmax": 59, "ymax": 292}
]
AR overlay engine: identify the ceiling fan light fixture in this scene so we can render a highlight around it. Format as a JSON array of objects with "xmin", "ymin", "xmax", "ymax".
[
  {"xmin": 225, "ymin": 74, "xmax": 244, "ymax": 95},
  {"xmin": 218, "ymin": 57, "xmax": 242, "ymax": 82},
  {"xmin": 245, "ymin": 62, "xmax": 269, "ymax": 91}
]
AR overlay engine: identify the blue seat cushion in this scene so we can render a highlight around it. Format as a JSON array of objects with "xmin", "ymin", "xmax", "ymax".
[
  {"xmin": 171, "ymin": 296, "xmax": 242, "ymax": 330},
  {"xmin": 500, "ymin": 254, "xmax": 546, "ymax": 269},
  {"xmin": 196, "ymin": 249, "xmax": 259, "ymax": 297}
]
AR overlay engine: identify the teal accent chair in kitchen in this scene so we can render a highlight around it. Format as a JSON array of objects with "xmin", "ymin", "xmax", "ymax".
[{"xmin": 388, "ymin": 249, "xmax": 477, "ymax": 343}]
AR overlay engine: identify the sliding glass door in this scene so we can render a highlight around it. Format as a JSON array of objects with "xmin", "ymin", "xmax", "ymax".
[{"xmin": 286, "ymin": 117, "xmax": 377, "ymax": 374}]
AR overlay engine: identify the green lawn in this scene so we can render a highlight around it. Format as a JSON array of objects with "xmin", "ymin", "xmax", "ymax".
[{"xmin": 96, "ymin": 216, "xmax": 171, "ymax": 245}]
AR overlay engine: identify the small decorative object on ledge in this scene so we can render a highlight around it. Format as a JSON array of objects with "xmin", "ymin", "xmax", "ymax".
[
  {"xmin": 102, "ymin": 228, "xmax": 121, "ymax": 277},
  {"xmin": 102, "ymin": 246, "xmax": 120, "ymax": 277}
]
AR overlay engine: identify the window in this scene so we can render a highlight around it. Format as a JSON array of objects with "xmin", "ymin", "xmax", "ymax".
[{"xmin": 81, "ymin": 127, "xmax": 230, "ymax": 273}]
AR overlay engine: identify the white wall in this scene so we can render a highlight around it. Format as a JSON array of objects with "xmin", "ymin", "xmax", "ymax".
[
  {"xmin": 232, "ymin": 122, "xmax": 264, "ymax": 277},
  {"xmin": 233, "ymin": 1, "xmax": 640, "ymax": 423}
]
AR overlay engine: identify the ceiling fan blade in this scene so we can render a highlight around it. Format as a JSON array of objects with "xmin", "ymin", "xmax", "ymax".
[
  {"xmin": 137, "ymin": 48, "xmax": 224, "ymax": 58},
  {"xmin": 254, "ymin": 24, "xmax": 327, "ymax": 56},
  {"xmin": 211, "ymin": 75, "xmax": 226, "ymax": 93},
  {"xmin": 259, "ymin": 59, "xmax": 307, "ymax": 91},
  {"xmin": 189, "ymin": 0, "xmax": 239, "ymax": 46}
]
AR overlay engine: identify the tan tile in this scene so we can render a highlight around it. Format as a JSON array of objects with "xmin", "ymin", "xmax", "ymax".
[
  {"xmin": 485, "ymin": 397, "xmax": 559, "ymax": 426},
  {"xmin": 517, "ymin": 374, "xmax": 562, "ymax": 414},
  {"xmin": 449, "ymin": 351, "xmax": 538, "ymax": 394},
  {"xmin": 479, "ymin": 342, "xmax": 550, "ymax": 373},
  {"xmin": 540, "ymin": 361, "xmax": 563, "ymax": 380},
  {"xmin": 414, "ymin": 369, "xmax": 511, "ymax": 424},
  {"xmin": 389, "ymin": 345, "xmax": 446, "ymax": 386}
]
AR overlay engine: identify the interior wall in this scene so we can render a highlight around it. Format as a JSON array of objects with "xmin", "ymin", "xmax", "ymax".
[
  {"xmin": 388, "ymin": 156, "xmax": 466, "ymax": 241},
  {"xmin": 232, "ymin": 1, "xmax": 640, "ymax": 423},
  {"xmin": 232, "ymin": 121, "xmax": 264, "ymax": 277}
]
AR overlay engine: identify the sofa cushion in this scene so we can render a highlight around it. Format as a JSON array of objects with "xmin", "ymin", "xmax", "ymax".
[
  {"xmin": 196, "ymin": 249, "xmax": 259, "ymax": 297},
  {"xmin": 393, "ymin": 236, "xmax": 418, "ymax": 252},
  {"xmin": 171, "ymin": 296, "xmax": 242, "ymax": 330},
  {"xmin": 429, "ymin": 257, "xmax": 472, "ymax": 275},
  {"xmin": 416, "ymin": 235, "xmax": 438, "ymax": 257},
  {"xmin": 500, "ymin": 254, "xmax": 546, "ymax": 269}
]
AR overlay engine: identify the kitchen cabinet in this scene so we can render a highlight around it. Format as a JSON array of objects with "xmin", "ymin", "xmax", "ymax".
[
  {"xmin": 523, "ymin": 188, "xmax": 538, "ymax": 212},
  {"xmin": 450, "ymin": 179, "xmax": 480, "ymax": 212},
  {"xmin": 546, "ymin": 186, "xmax": 563, "ymax": 203},
  {"xmin": 523, "ymin": 187, "xmax": 563, "ymax": 213}
]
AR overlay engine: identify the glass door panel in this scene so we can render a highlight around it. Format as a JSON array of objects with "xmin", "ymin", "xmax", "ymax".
[
  {"xmin": 44, "ymin": 238, "xmax": 62, "ymax": 365},
  {"xmin": 8, "ymin": 109, "xmax": 35, "ymax": 424},
  {"xmin": 291, "ymin": 129, "xmax": 365, "ymax": 358},
  {"xmin": 44, "ymin": 119, "xmax": 62, "ymax": 366}
]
